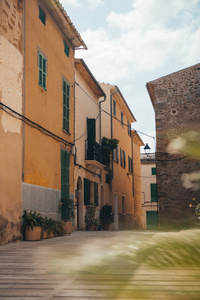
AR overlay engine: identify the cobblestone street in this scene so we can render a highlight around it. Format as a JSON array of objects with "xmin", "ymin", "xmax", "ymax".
[{"xmin": 0, "ymin": 230, "xmax": 200, "ymax": 300}]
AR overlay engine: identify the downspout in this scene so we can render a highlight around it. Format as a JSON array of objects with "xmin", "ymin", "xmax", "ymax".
[
  {"xmin": 22, "ymin": 0, "xmax": 26, "ymax": 182},
  {"xmin": 99, "ymin": 95, "xmax": 106, "ymax": 145},
  {"xmin": 110, "ymin": 87, "xmax": 118, "ymax": 179}
]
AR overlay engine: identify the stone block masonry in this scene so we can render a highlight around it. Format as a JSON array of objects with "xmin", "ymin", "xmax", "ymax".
[{"xmin": 147, "ymin": 63, "xmax": 200, "ymax": 229}]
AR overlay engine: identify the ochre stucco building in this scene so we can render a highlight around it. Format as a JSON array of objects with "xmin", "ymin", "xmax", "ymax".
[
  {"xmin": 100, "ymin": 83, "xmax": 143, "ymax": 229},
  {"xmin": 0, "ymin": 0, "xmax": 86, "ymax": 244}
]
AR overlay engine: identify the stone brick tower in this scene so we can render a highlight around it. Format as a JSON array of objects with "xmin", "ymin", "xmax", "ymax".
[{"xmin": 146, "ymin": 63, "xmax": 200, "ymax": 229}]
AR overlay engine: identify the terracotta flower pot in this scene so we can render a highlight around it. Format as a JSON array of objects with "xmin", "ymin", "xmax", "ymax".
[
  {"xmin": 62, "ymin": 221, "xmax": 72, "ymax": 234},
  {"xmin": 41, "ymin": 229, "xmax": 48, "ymax": 239},
  {"xmin": 25, "ymin": 226, "xmax": 41, "ymax": 241}
]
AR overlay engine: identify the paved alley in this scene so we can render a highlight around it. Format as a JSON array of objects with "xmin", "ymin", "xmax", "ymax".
[{"xmin": 0, "ymin": 230, "xmax": 200, "ymax": 300}]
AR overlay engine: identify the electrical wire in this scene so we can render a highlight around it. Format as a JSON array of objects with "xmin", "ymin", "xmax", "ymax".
[
  {"xmin": 75, "ymin": 81, "xmax": 156, "ymax": 140},
  {"xmin": 73, "ymin": 111, "xmax": 101, "ymax": 143},
  {"xmin": 0, "ymin": 102, "xmax": 73, "ymax": 146}
]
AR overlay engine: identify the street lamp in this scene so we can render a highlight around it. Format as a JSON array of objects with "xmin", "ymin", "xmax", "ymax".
[{"xmin": 144, "ymin": 143, "xmax": 151, "ymax": 156}]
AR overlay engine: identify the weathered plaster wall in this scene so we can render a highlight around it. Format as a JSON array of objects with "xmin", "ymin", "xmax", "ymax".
[
  {"xmin": 149, "ymin": 64, "xmax": 200, "ymax": 228},
  {"xmin": 0, "ymin": 0, "xmax": 23, "ymax": 244},
  {"xmin": 74, "ymin": 67, "xmax": 106, "ymax": 230}
]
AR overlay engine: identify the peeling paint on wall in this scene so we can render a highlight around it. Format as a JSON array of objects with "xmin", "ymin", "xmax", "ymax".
[{"xmin": 0, "ymin": 36, "xmax": 23, "ymax": 133}]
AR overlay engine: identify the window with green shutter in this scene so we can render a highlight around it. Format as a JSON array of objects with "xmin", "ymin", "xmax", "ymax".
[
  {"xmin": 64, "ymin": 42, "xmax": 70, "ymax": 57},
  {"xmin": 151, "ymin": 183, "xmax": 158, "ymax": 202},
  {"xmin": 38, "ymin": 52, "xmax": 46, "ymax": 90},
  {"xmin": 121, "ymin": 111, "xmax": 123, "ymax": 125},
  {"xmin": 94, "ymin": 182, "xmax": 98, "ymax": 206},
  {"xmin": 61, "ymin": 150, "xmax": 70, "ymax": 200},
  {"xmin": 84, "ymin": 178, "xmax": 90, "ymax": 206},
  {"xmin": 63, "ymin": 80, "xmax": 70, "ymax": 132},
  {"xmin": 39, "ymin": 6, "xmax": 46, "ymax": 25},
  {"xmin": 113, "ymin": 100, "xmax": 116, "ymax": 116},
  {"xmin": 152, "ymin": 167, "xmax": 156, "ymax": 175}
]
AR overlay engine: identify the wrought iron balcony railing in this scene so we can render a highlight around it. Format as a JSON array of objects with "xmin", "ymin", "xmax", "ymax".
[{"xmin": 85, "ymin": 139, "xmax": 107, "ymax": 165}]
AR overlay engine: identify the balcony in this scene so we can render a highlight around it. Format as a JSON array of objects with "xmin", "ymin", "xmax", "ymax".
[{"xmin": 85, "ymin": 139, "xmax": 106, "ymax": 171}]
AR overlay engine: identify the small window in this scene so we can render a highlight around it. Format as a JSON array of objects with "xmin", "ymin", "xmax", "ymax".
[
  {"xmin": 84, "ymin": 178, "xmax": 90, "ymax": 205},
  {"xmin": 152, "ymin": 167, "xmax": 156, "ymax": 175},
  {"xmin": 39, "ymin": 6, "xmax": 46, "ymax": 25},
  {"xmin": 38, "ymin": 52, "xmax": 47, "ymax": 90},
  {"xmin": 151, "ymin": 183, "xmax": 158, "ymax": 202},
  {"xmin": 113, "ymin": 100, "xmax": 116, "ymax": 116},
  {"xmin": 127, "ymin": 121, "xmax": 131, "ymax": 136},
  {"xmin": 113, "ymin": 145, "xmax": 119, "ymax": 164},
  {"xmin": 128, "ymin": 156, "xmax": 133, "ymax": 173},
  {"xmin": 122, "ymin": 196, "xmax": 125, "ymax": 215},
  {"xmin": 94, "ymin": 182, "xmax": 98, "ymax": 206},
  {"xmin": 120, "ymin": 148, "xmax": 126, "ymax": 169},
  {"xmin": 63, "ymin": 79, "xmax": 70, "ymax": 132},
  {"xmin": 121, "ymin": 111, "xmax": 123, "ymax": 125},
  {"xmin": 124, "ymin": 151, "xmax": 126, "ymax": 169},
  {"xmin": 64, "ymin": 42, "xmax": 70, "ymax": 57},
  {"xmin": 116, "ymin": 145, "xmax": 119, "ymax": 164}
]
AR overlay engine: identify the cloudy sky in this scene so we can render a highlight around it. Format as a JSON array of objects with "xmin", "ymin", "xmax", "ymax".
[{"xmin": 60, "ymin": 0, "xmax": 200, "ymax": 151}]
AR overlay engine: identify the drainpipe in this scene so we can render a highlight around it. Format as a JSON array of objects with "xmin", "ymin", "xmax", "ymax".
[
  {"xmin": 99, "ymin": 95, "xmax": 106, "ymax": 145},
  {"xmin": 110, "ymin": 87, "xmax": 118, "ymax": 178}
]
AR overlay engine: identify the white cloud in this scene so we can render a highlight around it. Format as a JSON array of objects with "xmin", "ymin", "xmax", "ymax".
[
  {"xmin": 78, "ymin": 0, "xmax": 200, "ymax": 82},
  {"xmin": 74, "ymin": 0, "xmax": 199, "ymax": 136},
  {"xmin": 87, "ymin": 0, "xmax": 104, "ymax": 11},
  {"xmin": 61, "ymin": 0, "xmax": 81, "ymax": 8}
]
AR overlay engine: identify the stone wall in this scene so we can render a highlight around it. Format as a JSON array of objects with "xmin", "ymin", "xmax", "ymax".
[{"xmin": 147, "ymin": 64, "xmax": 200, "ymax": 229}]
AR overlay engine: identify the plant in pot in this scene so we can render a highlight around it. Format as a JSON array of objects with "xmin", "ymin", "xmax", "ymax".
[
  {"xmin": 100, "ymin": 203, "xmax": 114, "ymax": 230},
  {"xmin": 41, "ymin": 216, "xmax": 51, "ymax": 239},
  {"xmin": 85, "ymin": 203, "xmax": 96, "ymax": 230},
  {"xmin": 21, "ymin": 210, "xmax": 43, "ymax": 241},
  {"xmin": 60, "ymin": 198, "xmax": 75, "ymax": 234}
]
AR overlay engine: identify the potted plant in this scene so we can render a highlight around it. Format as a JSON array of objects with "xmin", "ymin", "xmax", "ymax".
[
  {"xmin": 100, "ymin": 203, "xmax": 114, "ymax": 230},
  {"xmin": 41, "ymin": 216, "xmax": 50, "ymax": 239},
  {"xmin": 85, "ymin": 204, "xmax": 96, "ymax": 230},
  {"xmin": 60, "ymin": 198, "xmax": 75, "ymax": 234},
  {"xmin": 21, "ymin": 210, "xmax": 43, "ymax": 241}
]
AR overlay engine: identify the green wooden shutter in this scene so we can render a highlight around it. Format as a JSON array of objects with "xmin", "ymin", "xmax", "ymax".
[
  {"xmin": 94, "ymin": 182, "xmax": 98, "ymax": 206},
  {"xmin": 38, "ymin": 53, "xmax": 46, "ymax": 90},
  {"xmin": 151, "ymin": 183, "xmax": 158, "ymax": 202},
  {"xmin": 39, "ymin": 6, "xmax": 46, "ymax": 25},
  {"xmin": 64, "ymin": 42, "xmax": 70, "ymax": 57},
  {"xmin": 87, "ymin": 118, "xmax": 96, "ymax": 160},
  {"xmin": 146, "ymin": 211, "xmax": 159, "ymax": 230},
  {"xmin": 87, "ymin": 118, "xmax": 96, "ymax": 141},
  {"xmin": 61, "ymin": 150, "xmax": 70, "ymax": 220},
  {"xmin": 84, "ymin": 178, "xmax": 90, "ymax": 205},
  {"xmin": 61, "ymin": 150, "xmax": 70, "ymax": 200},
  {"xmin": 63, "ymin": 80, "xmax": 70, "ymax": 132},
  {"xmin": 124, "ymin": 151, "xmax": 126, "ymax": 169},
  {"xmin": 152, "ymin": 167, "xmax": 156, "ymax": 175}
]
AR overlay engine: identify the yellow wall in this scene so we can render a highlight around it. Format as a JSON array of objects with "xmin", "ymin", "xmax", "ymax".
[
  {"xmin": 132, "ymin": 134, "xmax": 143, "ymax": 229},
  {"xmin": 112, "ymin": 93, "xmax": 134, "ymax": 213},
  {"xmin": 100, "ymin": 83, "xmax": 143, "ymax": 229},
  {"xmin": 0, "ymin": 0, "xmax": 23, "ymax": 244},
  {"xmin": 24, "ymin": 0, "xmax": 75, "ymax": 192}
]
